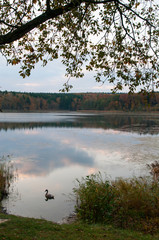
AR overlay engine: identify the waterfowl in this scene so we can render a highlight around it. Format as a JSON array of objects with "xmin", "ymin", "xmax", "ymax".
[{"xmin": 45, "ymin": 189, "xmax": 54, "ymax": 200}]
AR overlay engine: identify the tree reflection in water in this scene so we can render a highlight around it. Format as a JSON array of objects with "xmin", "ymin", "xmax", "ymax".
[{"xmin": 0, "ymin": 113, "xmax": 159, "ymax": 135}]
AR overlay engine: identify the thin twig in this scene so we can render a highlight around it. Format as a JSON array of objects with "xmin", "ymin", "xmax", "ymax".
[{"xmin": 117, "ymin": 0, "xmax": 155, "ymax": 28}]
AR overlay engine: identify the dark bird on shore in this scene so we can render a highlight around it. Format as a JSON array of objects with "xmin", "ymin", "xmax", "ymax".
[{"xmin": 45, "ymin": 189, "xmax": 54, "ymax": 200}]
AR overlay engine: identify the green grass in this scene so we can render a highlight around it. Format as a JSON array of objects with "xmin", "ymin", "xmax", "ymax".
[{"xmin": 0, "ymin": 213, "xmax": 159, "ymax": 240}]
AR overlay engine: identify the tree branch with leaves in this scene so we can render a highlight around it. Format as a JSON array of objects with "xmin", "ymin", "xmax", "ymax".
[{"xmin": 0, "ymin": 0, "xmax": 158, "ymax": 92}]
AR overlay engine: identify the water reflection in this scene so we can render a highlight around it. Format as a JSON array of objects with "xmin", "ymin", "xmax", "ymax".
[
  {"xmin": 0, "ymin": 112, "xmax": 159, "ymax": 135},
  {"xmin": 0, "ymin": 157, "xmax": 18, "ymax": 213},
  {"xmin": 0, "ymin": 112, "xmax": 159, "ymax": 222},
  {"xmin": 1, "ymin": 128, "xmax": 95, "ymax": 178}
]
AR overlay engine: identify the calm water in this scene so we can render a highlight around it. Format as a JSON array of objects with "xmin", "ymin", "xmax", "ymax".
[{"xmin": 0, "ymin": 112, "xmax": 159, "ymax": 222}]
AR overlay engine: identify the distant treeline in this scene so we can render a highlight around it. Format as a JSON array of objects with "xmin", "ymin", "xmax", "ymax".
[{"xmin": 0, "ymin": 91, "xmax": 159, "ymax": 111}]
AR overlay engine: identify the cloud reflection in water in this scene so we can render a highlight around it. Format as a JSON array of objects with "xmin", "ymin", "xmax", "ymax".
[{"xmin": 1, "ymin": 126, "xmax": 158, "ymax": 179}]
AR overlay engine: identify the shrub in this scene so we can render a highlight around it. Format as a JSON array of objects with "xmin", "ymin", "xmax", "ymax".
[
  {"xmin": 74, "ymin": 173, "xmax": 159, "ymax": 233},
  {"xmin": 73, "ymin": 173, "xmax": 115, "ymax": 223}
]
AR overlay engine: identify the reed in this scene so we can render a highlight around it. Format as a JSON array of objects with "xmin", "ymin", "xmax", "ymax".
[{"xmin": 0, "ymin": 160, "xmax": 14, "ymax": 201}]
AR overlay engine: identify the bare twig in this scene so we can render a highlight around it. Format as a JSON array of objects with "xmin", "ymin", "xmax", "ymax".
[{"xmin": 0, "ymin": 20, "xmax": 19, "ymax": 29}]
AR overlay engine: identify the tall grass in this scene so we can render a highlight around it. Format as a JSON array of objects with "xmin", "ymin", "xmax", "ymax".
[
  {"xmin": 74, "ymin": 172, "xmax": 159, "ymax": 234},
  {"xmin": 0, "ymin": 159, "xmax": 14, "ymax": 201}
]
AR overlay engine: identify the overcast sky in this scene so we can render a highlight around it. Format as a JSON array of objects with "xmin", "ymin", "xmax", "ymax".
[{"xmin": 0, "ymin": 55, "xmax": 119, "ymax": 93}]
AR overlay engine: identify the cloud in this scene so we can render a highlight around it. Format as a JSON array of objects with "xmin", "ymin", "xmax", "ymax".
[
  {"xmin": 16, "ymin": 83, "xmax": 42, "ymax": 87},
  {"xmin": 0, "ymin": 55, "xmax": 113, "ymax": 93},
  {"xmin": 92, "ymin": 85, "xmax": 113, "ymax": 91}
]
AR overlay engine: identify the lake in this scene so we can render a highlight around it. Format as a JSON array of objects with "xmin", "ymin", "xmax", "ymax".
[{"xmin": 0, "ymin": 112, "xmax": 159, "ymax": 222}]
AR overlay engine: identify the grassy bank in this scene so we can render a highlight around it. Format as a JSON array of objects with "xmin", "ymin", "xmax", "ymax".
[{"xmin": 0, "ymin": 213, "xmax": 159, "ymax": 240}]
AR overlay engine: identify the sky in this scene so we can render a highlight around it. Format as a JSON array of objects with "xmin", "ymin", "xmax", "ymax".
[{"xmin": 0, "ymin": 55, "xmax": 117, "ymax": 93}]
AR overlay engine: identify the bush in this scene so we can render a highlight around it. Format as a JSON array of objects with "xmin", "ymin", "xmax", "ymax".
[
  {"xmin": 74, "ymin": 173, "xmax": 159, "ymax": 234},
  {"xmin": 73, "ymin": 173, "xmax": 115, "ymax": 223}
]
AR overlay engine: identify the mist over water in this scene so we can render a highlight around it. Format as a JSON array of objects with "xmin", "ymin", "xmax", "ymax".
[{"xmin": 1, "ymin": 112, "xmax": 159, "ymax": 222}]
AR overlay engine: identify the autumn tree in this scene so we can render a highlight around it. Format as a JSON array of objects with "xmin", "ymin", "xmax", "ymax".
[{"xmin": 0, "ymin": 0, "xmax": 159, "ymax": 92}]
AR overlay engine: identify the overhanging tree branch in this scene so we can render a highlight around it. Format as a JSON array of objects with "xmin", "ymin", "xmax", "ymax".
[
  {"xmin": 0, "ymin": 0, "xmax": 154, "ymax": 46},
  {"xmin": 0, "ymin": 0, "xmax": 83, "ymax": 46},
  {"xmin": 0, "ymin": 0, "xmax": 158, "ymax": 92}
]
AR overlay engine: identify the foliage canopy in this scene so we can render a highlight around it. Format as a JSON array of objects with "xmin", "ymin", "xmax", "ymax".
[{"xmin": 0, "ymin": 0, "xmax": 159, "ymax": 92}]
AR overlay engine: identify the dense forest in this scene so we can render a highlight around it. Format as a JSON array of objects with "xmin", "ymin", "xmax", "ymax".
[{"xmin": 0, "ymin": 91, "xmax": 159, "ymax": 112}]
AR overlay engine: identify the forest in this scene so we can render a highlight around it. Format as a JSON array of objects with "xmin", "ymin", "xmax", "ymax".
[{"xmin": 0, "ymin": 91, "xmax": 159, "ymax": 112}]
